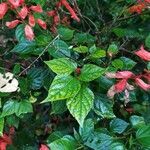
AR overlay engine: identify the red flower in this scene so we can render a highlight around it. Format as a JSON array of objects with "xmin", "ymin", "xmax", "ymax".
[
  {"xmin": 39, "ymin": 144, "xmax": 49, "ymax": 150},
  {"xmin": 6, "ymin": 20, "xmax": 20, "ymax": 28},
  {"xmin": 47, "ymin": 10, "xmax": 56, "ymax": 17},
  {"xmin": 8, "ymin": 0, "xmax": 24, "ymax": 8},
  {"xmin": 135, "ymin": 45, "xmax": 150, "ymax": 61},
  {"xmin": 24, "ymin": 25, "xmax": 34, "ymax": 40},
  {"xmin": 37, "ymin": 19, "xmax": 47, "ymax": 30},
  {"xmin": 0, "ymin": 134, "xmax": 12, "ymax": 150},
  {"xmin": 115, "ymin": 79, "xmax": 127, "ymax": 93},
  {"xmin": 30, "ymin": 5, "xmax": 43, "ymax": 13},
  {"xmin": 135, "ymin": 78, "xmax": 150, "ymax": 90},
  {"xmin": 18, "ymin": 6, "xmax": 28, "ymax": 19},
  {"xmin": 0, "ymin": 3, "xmax": 8, "ymax": 19},
  {"xmin": 60, "ymin": 0, "xmax": 80, "ymax": 22},
  {"xmin": 129, "ymin": 2, "xmax": 146, "ymax": 14},
  {"xmin": 28, "ymin": 14, "xmax": 35, "ymax": 27}
]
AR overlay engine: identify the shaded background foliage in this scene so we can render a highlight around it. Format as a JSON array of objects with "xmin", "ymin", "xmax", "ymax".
[{"xmin": 0, "ymin": 0, "xmax": 150, "ymax": 150}]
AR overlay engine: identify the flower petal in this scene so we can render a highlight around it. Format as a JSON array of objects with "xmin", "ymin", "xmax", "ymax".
[
  {"xmin": 135, "ymin": 78, "xmax": 150, "ymax": 91},
  {"xmin": 18, "ymin": 6, "xmax": 28, "ymax": 19},
  {"xmin": 115, "ymin": 79, "xmax": 127, "ymax": 93},
  {"xmin": 135, "ymin": 45, "xmax": 150, "ymax": 61},
  {"xmin": 30, "ymin": 5, "xmax": 43, "ymax": 13},
  {"xmin": 6, "ymin": 20, "xmax": 20, "ymax": 28},
  {"xmin": 8, "ymin": 0, "xmax": 24, "ymax": 8},
  {"xmin": 28, "ymin": 14, "xmax": 35, "ymax": 27},
  {"xmin": 39, "ymin": 144, "xmax": 49, "ymax": 150},
  {"xmin": 0, "ymin": 3, "xmax": 8, "ymax": 19},
  {"xmin": 37, "ymin": 19, "xmax": 47, "ymax": 30},
  {"xmin": 24, "ymin": 25, "xmax": 34, "ymax": 40}
]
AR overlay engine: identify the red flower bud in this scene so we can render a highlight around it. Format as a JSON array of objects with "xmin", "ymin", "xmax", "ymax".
[
  {"xmin": 30, "ymin": 5, "xmax": 43, "ymax": 13},
  {"xmin": 37, "ymin": 19, "xmax": 47, "ymax": 30},
  {"xmin": 6, "ymin": 20, "xmax": 20, "ymax": 28},
  {"xmin": 28, "ymin": 14, "xmax": 35, "ymax": 27}
]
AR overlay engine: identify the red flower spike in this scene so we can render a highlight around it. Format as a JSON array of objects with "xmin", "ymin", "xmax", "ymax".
[
  {"xmin": 18, "ymin": 6, "xmax": 28, "ymax": 19},
  {"xmin": 60, "ymin": 0, "xmax": 80, "ymax": 22},
  {"xmin": 39, "ymin": 144, "xmax": 49, "ymax": 150},
  {"xmin": 115, "ymin": 79, "xmax": 127, "ymax": 93},
  {"xmin": 135, "ymin": 78, "xmax": 150, "ymax": 91},
  {"xmin": 28, "ymin": 14, "xmax": 35, "ymax": 27},
  {"xmin": 37, "ymin": 19, "xmax": 47, "ymax": 30},
  {"xmin": 30, "ymin": 5, "xmax": 43, "ymax": 13},
  {"xmin": 25, "ymin": 25, "xmax": 34, "ymax": 40},
  {"xmin": 135, "ymin": 45, "xmax": 150, "ymax": 61},
  {"xmin": 129, "ymin": 2, "xmax": 146, "ymax": 14},
  {"xmin": 6, "ymin": 20, "xmax": 20, "ymax": 28},
  {"xmin": 0, "ymin": 3, "xmax": 8, "ymax": 19},
  {"xmin": 8, "ymin": 0, "xmax": 24, "ymax": 8}
]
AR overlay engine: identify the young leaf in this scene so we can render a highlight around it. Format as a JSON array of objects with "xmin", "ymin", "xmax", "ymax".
[
  {"xmin": 67, "ymin": 86, "xmax": 94, "ymax": 127},
  {"xmin": 45, "ymin": 58, "xmax": 77, "ymax": 75},
  {"xmin": 73, "ymin": 45, "xmax": 88, "ymax": 53},
  {"xmin": 43, "ymin": 75, "xmax": 81, "ymax": 102},
  {"xmin": 79, "ymin": 64, "xmax": 105, "ymax": 82},
  {"xmin": 0, "ymin": 118, "xmax": 4, "ymax": 136}
]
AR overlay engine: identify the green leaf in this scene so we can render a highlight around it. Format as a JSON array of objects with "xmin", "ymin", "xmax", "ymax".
[
  {"xmin": 110, "ymin": 142, "xmax": 126, "ymax": 150},
  {"xmin": 79, "ymin": 119, "xmax": 94, "ymax": 141},
  {"xmin": 44, "ymin": 75, "xmax": 81, "ymax": 102},
  {"xmin": 79, "ymin": 64, "xmax": 105, "ymax": 82},
  {"xmin": 145, "ymin": 34, "xmax": 150, "ymax": 48},
  {"xmin": 130, "ymin": 115, "xmax": 145, "ymax": 129},
  {"xmin": 112, "ymin": 59, "xmax": 123, "ymax": 69},
  {"xmin": 1, "ymin": 100, "xmax": 33, "ymax": 117},
  {"xmin": 16, "ymin": 100, "xmax": 33, "ymax": 116},
  {"xmin": 35, "ymin": 34, "xmax": 52, "ymax": 46},
  {"xmin": 45, "ymin": 58, "xmax": 77, "ymax": 75},
  {"xmin": 73, "ymin": 45, "xmax": 88, "ymax": 53},
  {"xmin": 67, "ymin": 86, "xmax": 94, "ymax": 127},
  {"xmin": 28, "ymin": 67, "xmax": 50, "ymax": 90},
  {"xmin": 0, "ymin": 118, "xmax": 4, "ymax": 136},
  {"xmin": 136, "ymin": 125, "xmax": 150, "ymax": 147},
  {"xmin": 110, "ymin": 118, "xmax": 129, "ymax": 134},
  {"xmin": 48, "ymin": 135, "xmax": 76, "ymax": 150},
  {"xmin": 1, "ymin": 100, "xmax": 19, "ymax": 117},
  {"xmin": 108, "ymin": 43, "xmax": 118, "ymax": 55},
  {"xmin": 58, "ymin": 27, "xmax": 74, "ymax": 41},
  {"xmin": 51, "ymin": 100, "xmax": 67, "ymax": 114},
  {"xmin": 89, "ymin": 49, "xmax": 106, "ymax": 59},
  {"xmin": 120, "ymin": 57, "xmax": 137, "ymax": 70},
  {"xmin": 94, "ymin": 94, "xmax": 115, "ymax": 119},
  {"xmin": 147, "ymin": 62, "xmax": 150, "ymax": 70},
  {"xmin": 11, "ymin": 40, "xmax": 36, "ymax": 54},
  {"xmin": 15, "ymin": 24, "xmax": 26, "ymax": 42}
]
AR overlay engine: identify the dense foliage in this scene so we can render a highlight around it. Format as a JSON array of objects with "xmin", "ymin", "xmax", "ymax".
[{"xmin": 0, "ymin": 0, "xmax": 150, "ymax": 149}]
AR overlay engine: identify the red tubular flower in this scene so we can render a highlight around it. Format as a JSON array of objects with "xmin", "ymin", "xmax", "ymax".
[
  {"xmin": 129, "ymin": 2, "xmax": 146, "ymax": 14},
  {"xmin": 30, "ymin": 5, "xmax": 43, "ymax": 13},
  {"xmin": 135, "ymin": 78, "xmax": 150, "ymax": 91},
  {"xmin": 0, "ymin": 134, "xmax": 12, "ymax": 150},
  {"xmin": 18, "ymin": 6, "xmax": 28, "ymax": 19},
  {"xmin": 115, "ymin": 79, "xmax": 127, "ymax": 93},
  {"xmin": 24, "ymin": 25, "xmax": 34, "ymax": 40},
  {"xmin": 8, "ymin": 0, "xmax": 24, "ymax": 8},
  {"xmin": 47, "ymin": 10, "xmax": 56, "ymax": 17},
  {"xmin": 115, "ymin": 71, "xmax": 134, "ymax": 79},
  {"xmin": 28, "ymin": 14, "xmax": 35, "ymax": 27},
  {"xmin": 37, "ymin": 19, "xmax": 47, "ymax": 30},
  {"xmin": 60, "ymin": 0, "xmax": 80, "ymax": 22},
  {"xmin": 6, "ymin": 20, "xmax": 20, "ymax": 28},
  {"xmin": 39, "ymin": 144, "xmax": 49, "ymax": 150},
  {"xmin": 135, "ymin": 45, "xmax": 150, "ymax": 61},
  {"xmin": 0, "ymin": 3, "xmax": 8, "ymax": 19}
]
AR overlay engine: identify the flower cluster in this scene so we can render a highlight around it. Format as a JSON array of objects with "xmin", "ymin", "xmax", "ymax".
[
  {"xmin": 129, "ymin": 0, "xmax": 150, "ymax": 14},
  {"xmin": 47, "ymin": 0, "xmax": 80, "ymax": 32},
  {"xmin": 0, "ymin": 0, "xmax": 47, "ymax": 40},
  {"xmin": 0, "ymin": 0, "xmax": 80, "ymax": 40},
  {"xmin": 106, "ymin": 45, "xmax": 150, "ymax": 99}
]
